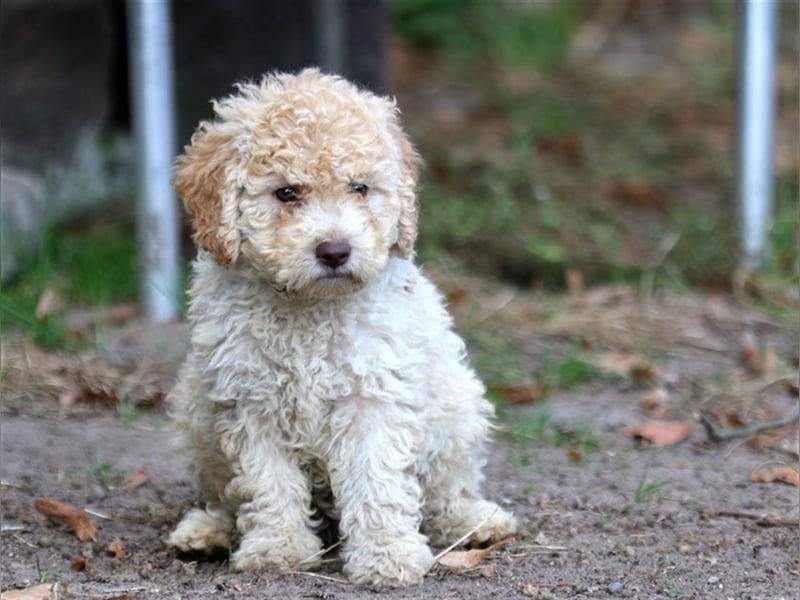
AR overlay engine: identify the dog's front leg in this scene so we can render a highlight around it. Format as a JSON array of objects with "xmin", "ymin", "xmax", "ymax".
[
  {"xmin": 228, "ymin": 440, "xmax": 323, "ymax": 571},
  {"xmin": 328, "ymin": 401, "xmax": 433, "ymax": 587}
]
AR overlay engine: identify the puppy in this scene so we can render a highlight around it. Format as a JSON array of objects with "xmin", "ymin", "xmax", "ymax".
[{"xmin": 167, "ymin": 68, "xmax": 516, "ymax": 587}]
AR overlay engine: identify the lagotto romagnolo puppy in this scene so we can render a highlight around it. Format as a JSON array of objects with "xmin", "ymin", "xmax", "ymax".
[{"xmin": 167, "ymin": 68, "xmax": 517, "ymax": 587}]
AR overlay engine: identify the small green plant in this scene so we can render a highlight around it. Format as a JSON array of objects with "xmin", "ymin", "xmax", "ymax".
[
  {"xmin": 116, "ymin": 397, "xmax": 145, "ymax": 427},
  {"xmin": 83, "ymin": 455, "xmax": 123, "ymax": 490},
  {"xmin": 1, "ymin": 218, "xmax": 139, "ymax": 350},
  {"xmin": 35, "ymin": 558, "xmax": 54, "ymax": 583},
  {"xmin": 540, "ymin": 346, "xmax": 597, "ymax": 389},
  {"xmin": 505, "ymin": 403, "xmax": 552, "ymax": 445},
  {"xmin": 624, "ymin": 472, "xmax": 673, "ymax": 513}
]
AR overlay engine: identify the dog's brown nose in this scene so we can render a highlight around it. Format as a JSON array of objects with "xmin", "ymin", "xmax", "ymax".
[{"xmin": 315, "ymin": 240, "xmax": 351, "ymax": 269}]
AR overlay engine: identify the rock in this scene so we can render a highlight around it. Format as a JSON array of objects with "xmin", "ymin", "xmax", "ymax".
[{"xmin": 607, "ymin": 581, "xmax": 624, "ymax": 594}]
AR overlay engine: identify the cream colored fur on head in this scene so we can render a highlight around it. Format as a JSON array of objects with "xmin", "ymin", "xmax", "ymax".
[{"xmin": 168, "ymin": 68, "xmax": 516, "ymax": 587}]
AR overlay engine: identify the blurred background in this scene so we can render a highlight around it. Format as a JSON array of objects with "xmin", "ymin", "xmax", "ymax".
[{"xmin": 1, "ymin": 0, "xmax": 797, "ymax": 348}]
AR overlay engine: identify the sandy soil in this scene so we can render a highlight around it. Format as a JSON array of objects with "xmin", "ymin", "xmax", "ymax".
[{"xmin": 2, "ymin": 286, "xmax": 798, "ymax": 600}]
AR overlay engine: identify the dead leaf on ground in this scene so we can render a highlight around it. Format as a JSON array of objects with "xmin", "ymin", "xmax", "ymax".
[
  {"xmin": 639, "ymin": 387, "xmax": 674, "ymax": 418},
  {"xmin": 107, "ymin": 537, "xmax": 125, "ymax": 559},
  {"xmin": 491, "ymin": 383, "xmax": 550, "ymax": 405},
  {"xmin": 121, "ymin": 467, "xmax": 149, "ymax": 491},
  {"xmin": 33, "ymin": 497, "xmax": 98, "ymax": 542},
  {"xmin": 436, "ymin": 536, "xmax": 514, "ymax": 571},
  {"xmin": 71, "ymin": 554, "xmax": 88, "ymax": 571},
  {"xmin": 596, "ymin": 351, "xmax": 656, "ymax": 384},
  {"xmin": 445, "ymin": 286, "xmax": 469, "ymax": 309},
  {"xmin": 565, "ymin": 267, "xmax": 584, "ymax": 297},
  {"xmin": 627, "ymin": 420, "xmax": 692, "ymax": 445},
  {"xmin": 605, "ymin": 179, "xmax": 666, "ymax": 212},
  {"xmin": 536, "ymin": 132, "xmax": 583, "ymax": 164},
  {"xmin": 0, "ymin": 582, "xmax": 67, "ymax": 600},
  {"xmin": 747, "ymin": 424, "xmax": 798, "ymax": 451},
  {"xmin": 34, "ymin": 287, "xmax": 64, "ymax": 319},
  {"xmin": 748, "ymin": 466, "xmax": 800, "ymax": 487},
  {"xmin": 742, "ymin": 332, "xmax": 777, "ymax": 377}
]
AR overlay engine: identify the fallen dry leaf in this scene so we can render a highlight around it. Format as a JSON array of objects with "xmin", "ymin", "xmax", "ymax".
[
  {"xmin": 491, "ymin": 383, "xmax": 550, "ymax": 405},
  {"xmin": 628, "ymin": 420, "xmax": 692, "ymax": 446},
  {"xmin": 0, "ymin": 582, "xmax": 67, "ymax": 600},
  {"xmin": 748, "ymin": 466, "xmax": 800, "ymax": 487},
  {"xmin": 121, "ymin": 467, "xmax": 149, "ymax": 491},
  {"xmin": 565, "ymin": 267, "xmax": 584, "ymax": 297},
  {"xmin": 639, "ymin": 387, "xmax": 673, "ymax": 418},
  {"xmin": 536, "ymin": 132, "xmax": 583, "ymax": 164},
  {"xmin": 71, "ymin": 554, "xmax": 87, "ymax": 571},
  {"xmin": 34, "ymin": 287, "xmax": 64, "ymax": 319},
  {"xmin": 436, "ymin": 536, "xmax": 514, "ymax": 571},
  {"xmin": 107, "ymin": 537, "xmax": 125, "ymax": 559},
  {"xmin": 33, "ymin": 497, "xmax": 97, "ymax": 541},
  {"xmin": 596, "ymin": 351, "xmax": 655, "ymax": 384},
  {"xmin": 437, "ymin": 547, "xmax": 493, "ymax": 570},
  {"xmin": 742, "ymin": 332, "xmax": 777, "ymax": 376},
  {"xmin": 605, "ymin": 179, "xmax": 666, "ymax": 212}
]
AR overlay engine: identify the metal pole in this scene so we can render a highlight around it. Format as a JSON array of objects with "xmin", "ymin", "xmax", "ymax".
[
  {"xmin": 737, "ymin": 0, "xmax": 778, "ymax": 272},
  {"xmin": 315, "ymin": 0, "xmax": 345, "ymax": 74},
  {"xmin": 127, "ymin": 0, "xmax": 181, "ymax": 322}
]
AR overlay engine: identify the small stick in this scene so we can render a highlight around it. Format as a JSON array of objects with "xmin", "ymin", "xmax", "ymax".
[
  {"xmin": 293, "ymin": 540, "xmax": 341, "ymax": 568},
  {"xmin": 432, "ymin": 510, "xmax": 497, "ymax": 563},
  {"xmin": 700, "ymin": 406, "xmax": 800, "ymax": 442},
  {"xmin": 288, "ymin": 571, "xmax": 349, "ymax": 585},
  {"xmin": 709, "ymin": 510, "xmax": 800, "ymax": 528}
]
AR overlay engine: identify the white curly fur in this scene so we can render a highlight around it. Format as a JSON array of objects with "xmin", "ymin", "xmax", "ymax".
[{"xmin": 167, "ymin": 69, "xmax": 516, "ymax": 587}]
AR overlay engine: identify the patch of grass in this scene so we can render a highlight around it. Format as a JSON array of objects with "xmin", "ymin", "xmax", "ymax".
[
  {"xmin": 394, "ymin": 0, "xmax": 581, "ymax": 71},
  {"xmin": 540, "ymin": 346, "xmax": 597, "ymax": 389},
  {"xmin": 502, "ymin": 403, "xmax": 601, "ymax": 463},
  {"xmin": 624, "ymin": 472, "xmax": 673, "ymax": 513},
  {"xmin": 116, "ymin": 397, "xmax": 146, "ymax": 427},
  {"xmin": 83, "ymin": 455, "xmax": 123, "ymax": 490},
  {"xmin": 1, "ymin": 218, "xmax": 139, "ymax": 349}
]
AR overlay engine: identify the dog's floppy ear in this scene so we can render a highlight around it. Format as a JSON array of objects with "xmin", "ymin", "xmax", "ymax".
[
  {"xmin": 388, "ymin": 119, "xmax": 422, "ymax": 259},
  {"xmin": 173, "ymin": 119, "xmax": 243, "ymax": 267}
]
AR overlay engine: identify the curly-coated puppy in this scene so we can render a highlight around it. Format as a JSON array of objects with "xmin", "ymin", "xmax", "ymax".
[{"xmin": 167, "ymin": 68, "xmax": 516, "ymax": 587}]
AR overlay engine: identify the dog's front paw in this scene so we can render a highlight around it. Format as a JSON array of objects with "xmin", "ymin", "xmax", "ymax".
[
  {"xmin": 343, "ymin": 535, "xmax": 433, "ymax": 587},
  {"xmin": 466, "ymin": 503, "xmax": 518, "ymax": 546},
  {"xmin": 232, "ymin": 529, "xmax": 323, "ymax": 571},
  {"xmin": 169, "ymin": 507, "xmax": 233, "ymax": 553},
  {"xmin": 425, "ymin": 500, "xmax": 517, "ymax": 548}
]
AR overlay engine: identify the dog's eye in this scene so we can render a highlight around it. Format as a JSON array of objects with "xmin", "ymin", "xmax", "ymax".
[
  {"xmin": 275, "ymin": 187, "xmax": 299, "ymax": 202},
  {"xmin": 350, "ymin": 183, "xmax": 369, "ymax": 197}
]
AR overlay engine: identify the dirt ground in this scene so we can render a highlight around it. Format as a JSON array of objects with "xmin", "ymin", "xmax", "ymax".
[{"xmin": 2, "ymin": 283, "xmax": 798, "ymax": 600}]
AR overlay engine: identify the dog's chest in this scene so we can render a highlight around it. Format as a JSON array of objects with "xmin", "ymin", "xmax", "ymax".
[{"xmin": 246, "ymin": 304, "xmax": 358, "ymax": 433}]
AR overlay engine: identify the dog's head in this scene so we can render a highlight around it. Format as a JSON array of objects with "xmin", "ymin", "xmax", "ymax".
[{"xmin": 174, "ymin": 69, "xmax": 420, "ymax": 297}]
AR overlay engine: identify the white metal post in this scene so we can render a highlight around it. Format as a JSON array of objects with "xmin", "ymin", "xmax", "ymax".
[
  {"xmin": 127, "ymin": 0, "xmax": 181, "ymax": 322},
  {"xmin": 737, "ymin": 0, "xmax": 778, "ymax": 272},
  {"xmin": 315, "ymin": 0, "xmax": 344, "ymax": 74}
]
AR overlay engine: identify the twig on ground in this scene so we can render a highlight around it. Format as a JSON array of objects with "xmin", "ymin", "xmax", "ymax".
[
  {"xmin": 700, "ymin": 406, "xmax": 800, "ymax": 442},
  {"xmin": 293, "ymin": 540, "xmax": 341, "ymax": 568},
  {"xmin": 287, "ymin": 571, "xmax": 349, "ymax": 585},
  {"xmin": 708, "ymin": 510, "xmax": 800, "ymax": 528},
  {"xmin": 432, "ymin": 510, "xmax": 497, "ymax": 563}
]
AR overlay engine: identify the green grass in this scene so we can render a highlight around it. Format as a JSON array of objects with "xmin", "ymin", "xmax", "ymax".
[
  {"xmin": 394, "ymin": 0, "xmax": 581, "ymax": 71},
  {"xmin": 1, "ymin": 219, "xmax": 139, "ymax": 349},
  {"xmin": 396, "ymin": 1, "xmax": 797, "ymax": 294},
  {"xmin": 623, "ymin": 472, "xmax": 673, "ymax": 514}
]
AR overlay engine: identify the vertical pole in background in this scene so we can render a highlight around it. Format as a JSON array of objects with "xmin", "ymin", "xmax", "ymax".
[
  {"xmin": 315, "ymin": 0, "xmax": 344, "ymax": 75},
  {"xmin": 737, "ymin": 0, "xmax": 778, "ymax": 272},
  {"xmin": 127, "ymin": 0, "xmax": 181, "ymax": 322}
]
